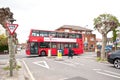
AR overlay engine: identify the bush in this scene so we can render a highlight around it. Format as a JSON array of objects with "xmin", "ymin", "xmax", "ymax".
[
  {"xmin": 0, "ymin": 45, "xmax": 8, "ymax": 52},
  {"xmin": 3, "ymin": 65, "xmax": 21, "ymax": 71},
  {"xmin": 0, "ymin": 34, "xmax": 8, "ymax": 52}
]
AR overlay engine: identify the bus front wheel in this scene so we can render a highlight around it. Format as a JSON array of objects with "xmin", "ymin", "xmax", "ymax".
[{"xmin": 40, "ymin": 51, "xmax": 46, "ymax": 56}]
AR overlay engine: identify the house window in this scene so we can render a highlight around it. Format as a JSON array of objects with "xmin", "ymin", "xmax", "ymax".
[
  {"xmin": 91, "ymin": 44, "xmax": 94, "ymax": 48},
  {"xmin": 64, "ymin": 29, "xmax": 69, "ymax": 32},
  {"xmin": 90, "ymin": 37, "xmax": 94, "ymax": 41},
  {"xmin": 72, "ymin": 31, "xmax": 75, "ymax": 33}
]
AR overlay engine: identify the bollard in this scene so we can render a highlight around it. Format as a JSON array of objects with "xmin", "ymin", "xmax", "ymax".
[
  {"xmin": 57, "ymin": 50, "xmax": 62, "ymax": 59},
  {"xmin": 55, "ymin": 49, "xmax": 63, "ymax": 61},
  {"xmin": 48, "ymin": 49, "xmax": 51, "ymax": 57}
]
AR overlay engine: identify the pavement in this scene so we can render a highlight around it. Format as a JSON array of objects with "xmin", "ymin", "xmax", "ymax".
[{"xmin": 0, "ymin": 59, "xmax": 29, "ymax": 80}]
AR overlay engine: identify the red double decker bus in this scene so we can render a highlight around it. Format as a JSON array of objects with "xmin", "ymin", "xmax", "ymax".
[{"xmin": 26, "ymin": 29, "xmax": 84, "ymax": 56}]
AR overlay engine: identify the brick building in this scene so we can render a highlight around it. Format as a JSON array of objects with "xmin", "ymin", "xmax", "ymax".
[{"xmin": 55, "ymin": 25, "xmax": 96, "ymax": 52}]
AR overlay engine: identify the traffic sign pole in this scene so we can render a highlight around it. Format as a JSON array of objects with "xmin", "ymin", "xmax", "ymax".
[{"xmin": 6, "ymin": 23, "xmax": 18, "ymax": 77}]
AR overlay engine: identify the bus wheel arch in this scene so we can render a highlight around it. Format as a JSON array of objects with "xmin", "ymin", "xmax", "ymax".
[{"xmin": 40, "ymin": 50, "xmax": 46, "ymax": 56}]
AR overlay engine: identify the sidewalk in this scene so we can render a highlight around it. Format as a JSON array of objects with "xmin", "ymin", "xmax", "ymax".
[{"xmin": 0, "ymin": 59, "xmax": 28, "ymax": 80}]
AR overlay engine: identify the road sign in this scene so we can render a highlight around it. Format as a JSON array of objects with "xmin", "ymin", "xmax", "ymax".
[{"xmin": 6, "ymin": 23, "xmax": 18, "ymax": 35}]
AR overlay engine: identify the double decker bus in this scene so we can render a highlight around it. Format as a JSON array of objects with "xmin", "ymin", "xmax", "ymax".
[{"xmin": 26, "ymin": 29, "xmax": 84, "ymax": 56}]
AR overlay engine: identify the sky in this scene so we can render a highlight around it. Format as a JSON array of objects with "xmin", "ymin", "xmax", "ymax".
[{"xmin": 0, "ymin": 0, "xmax": 120, "ymax": 43}]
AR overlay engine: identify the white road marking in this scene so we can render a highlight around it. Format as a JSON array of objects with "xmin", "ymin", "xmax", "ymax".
[
  {"xmin": 55, "ymin": 61, "xmax": 76, "ymax": 67},
  {"xmin": 92, "ymin": 69, "xmax": 101, "ymax": 71},
  {"xmin": 104, "ymin": 70, "xmax": 120, "ymax": 76},
  {"xmin": 55, "ymin": 60, "xmax": 84, "ymax": 67},
  {"xmin": 33, "ymin": 61, "xmax": 50, "ymax": 69},
  {"xmin": 65, "ymin": 60, "xmax": 85, "ymax": 66},
  {"xmin": 22, "ymin": 60, "xmax": 35, "ymax": 80},
  {"xmin": 97, "ymin": 71, "xmax": 120, "ymax": 79},
  {"xmin": 93, "ymin": 69, "xmax": 120, "ymax": 79},
  {"xmin": 74, "ymin": 62, "xmax": 84, "ymax": 65},
  {"xmin": 59, "ymin": 77, "xmax": 69, "ymax": 80}
]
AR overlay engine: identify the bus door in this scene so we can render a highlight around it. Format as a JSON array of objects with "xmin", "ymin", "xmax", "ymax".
[{"xmin": 30, "ymin": 42, "xmax": 38, "ymax": 54}]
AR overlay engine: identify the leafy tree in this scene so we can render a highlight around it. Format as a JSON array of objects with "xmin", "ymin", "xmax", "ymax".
[{"xmin": 94, "ymin": 13, "xmax": 119, "ymax": 60}]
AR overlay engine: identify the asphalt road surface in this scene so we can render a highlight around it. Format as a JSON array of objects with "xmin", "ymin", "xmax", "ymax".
[
  {"xmin": 22, "ymin": 51, "xmax": 120, "ymax": 80},
  {"xmin": 0, "ymin": 50, "xmax": 120, "ymax": 80}
]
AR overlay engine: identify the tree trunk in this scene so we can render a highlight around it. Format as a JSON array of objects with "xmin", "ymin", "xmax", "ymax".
[
  {"xmin": 12, "ymin": 39, "xmax": 17, "ymax": 68},
  {"xmin": 115, "ymin": 43, "xmax": 117, "ymax": 51},
  {"xmin": 101, "ymin": 34, "xmax": 107, "ymax": 60}
]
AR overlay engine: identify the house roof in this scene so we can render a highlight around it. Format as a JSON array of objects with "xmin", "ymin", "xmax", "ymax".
[{"xmin": 56, "ymin": 25, "xmax": 92, "ymax": 31}]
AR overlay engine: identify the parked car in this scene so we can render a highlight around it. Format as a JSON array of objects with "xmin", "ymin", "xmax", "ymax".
[{"xmin": 107, "ymin": 50, "xmax": 120, "ymax": 69}]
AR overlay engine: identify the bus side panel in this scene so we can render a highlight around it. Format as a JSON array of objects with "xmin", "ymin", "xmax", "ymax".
[
  {"xmin": 39, "ymin": 48, "xmax": 57, "ymax": 56},
  {"xmin": 76, "ymin": 38, "xmax": 82, "ymax": 42},
  {"xmin": 51, "ymin": 48, "xmax": 57, "ymax": 55},
  {"xmin": 76, "ymin": 39, "xmax": 84, "ymax": 54},
  {"xmin": 26, "ymin": 49, "xmax": 30, "ymax": 55},
  {"xmin": 39, "ymin": 48, "xmax": 48, "ymax": 55},
  {"xmin": 64, "ymin": 48, "xmax": 69, "ymax": 55},
  {"xmin": 72, "ymin": 48, "xmax": 83, "ymax": 55},
  {"xmin": 26, "ymin": 43, "xmax": 31, "ymax": 55}
]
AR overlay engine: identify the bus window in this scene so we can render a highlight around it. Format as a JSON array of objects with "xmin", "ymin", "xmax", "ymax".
[
  {"xmin": 68, "ymin": 43, "xmax": 79, "ymax": 48},
  {"xmin": 62, "ymin": 33, "xmax": 65, "ymax": 38},
  {"xmin": 55, "ymin": 32, "xmax": 58, "ymax": 37},
  {"xmin": 50, "ymin": 32, "xmax": 56, "ymax": 37},
  {"xmin": 32, "ymin": 30, "xmax": 40, "ymax": 36},
  {"xmin": 72, "ymin": 34, "xmax": 76, "ymax": 38},
  {"xmin": 64, "ymin": 43, "xmax": 69, "ymax": 48},
  {"xmin": 73, "ymin": 43, "xmax": 79, "ymax": 48},
  {"xmin": 39, "ymin": 42, "xmax": 50, "ymax": 48},
  {"xmin": 76, "ymin": 34, "xmax": 82, "ymax": 38},
  {"xmin": 58, "ymin": 33, "xmax": 63, "ymax": 38},
  {"xmin": 65, "ymin": 33, "xmax": 69, "ymax": 38},
  {"xmin": 40, "ymin": 31, "xmax": 49, "ymax": 37},
  {"xmin": 51, "ymin": 43, "xmax": 57, "ymax": 48},
  {"xmin": 69, "ymin": 33, "xmax": 76, "ymax": 38},
  {"xmin": 69, "ymin": 44, "xmax": 72, "ymax": 48},
  {"xmin": 69, "ymin": 33, "xmax": 73, "ymax": 38}
]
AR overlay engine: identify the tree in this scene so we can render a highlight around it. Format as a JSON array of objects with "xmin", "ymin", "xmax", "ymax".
[
  {"xmin": 0, "ymin": 7, "xmax": 13, "ymax": 28},
  {"xmin": 93, "ymin": 13, "xmax": 119, "ymax": 60},
  {"xmin": 112, "ymin": 29, "xmax": 119, "ymax": 51}
]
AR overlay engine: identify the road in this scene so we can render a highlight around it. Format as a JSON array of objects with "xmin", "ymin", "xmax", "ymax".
[{"xmin": 0, "ymin": 50, "xmax": 120, "ymax": 80}]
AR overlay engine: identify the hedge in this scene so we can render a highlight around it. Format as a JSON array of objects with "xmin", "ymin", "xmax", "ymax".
[{"xmin": 0, "ymin": 45, "xmax": 8, "ymax": 52}]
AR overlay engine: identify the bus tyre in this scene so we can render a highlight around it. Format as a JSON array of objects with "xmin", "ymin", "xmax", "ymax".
[{"xmin": 41, "ymin": 51, "xmax": 46, "ymax": 56}]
